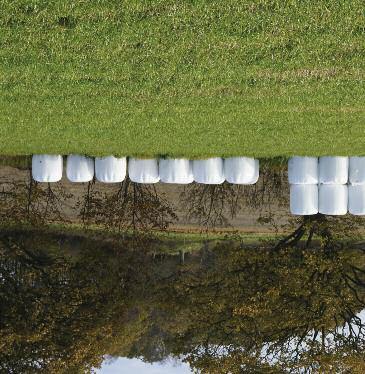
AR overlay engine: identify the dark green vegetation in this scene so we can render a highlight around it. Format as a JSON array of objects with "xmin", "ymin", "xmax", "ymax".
[
  {"xmin": 1, "ymin": 216, "xmax": 365, "ymax": 373},
  {"xmin": 0, "ymin": 1, "xmax": 364, "ymax": 157}
]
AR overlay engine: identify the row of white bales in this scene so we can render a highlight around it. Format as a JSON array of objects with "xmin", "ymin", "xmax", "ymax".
[
  {"xmin": 30, "ymin": 154, "xmax": 365, "ymax": 216},
  {"xmin": 289, "ymin": 156, "xmax": 365, "ymax": 216},
  {"xmin": 31, "ymin": 155, "xmax": 259, "ymax": 185}
]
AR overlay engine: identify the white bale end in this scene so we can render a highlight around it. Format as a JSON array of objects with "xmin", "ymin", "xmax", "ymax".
[
  {"xmin": 319, "ymin": 156, "xmax": 349, "ymax": 184},
  {"xmin": 159, "ymin": 158, "xmax": 193, "ymax": 184},
  {"xmin": 224, "ymin": 157, "xmax": 259, "ymax": 184},
  {"xmin": 193, "ymin": 158, "xmax": 224, "ymax": 184},
  {"xmin": 128, "ymin": 158, "xmax": 160, "ymax": 183},
  {"xmin": 349, "ymin": 185, "xmax": 365, "ymax": 215},
  {"xmin": 349, "ymin": 157, "xmax": 365, "ymax": 185},
  {"xmin": 319, "ymin": 184, "xmax": 348, "ymax": 215},
  {"xmin": 288, "ymin": 156, "xmax": 318, "ymax": 184},
  {"xmin": 66, "ymin": 155, "xmax": 94, "ymax": 182},
  {"xmin": 290, "ymin": 184, "xmax": 318, "ymax": 215},
  {"xmin": 95, "ymin": 156, "xmax": 126, "ymax": 183},
  {"xmin": 32, "ymin": 155, "xmax": 63, "ymax": 183}
]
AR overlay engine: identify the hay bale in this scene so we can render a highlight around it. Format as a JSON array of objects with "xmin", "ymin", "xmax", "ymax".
[
  {"xmin": 224, "ymin": 157, "xmax": 259, "ymax": 184},
  {"xmin": 159, "ymin": 158, "xmax": 193, "ymax": 184},
  {"xmin": 95, "ymin": 156, "xmax": 126, "ymax": 183},
  {"xmin": 66, "ymin": 155, "xmax": 94, "ymax": 182},
  {"xmin": 319, "ymin": 184, "xmax": 348, "ymax": 215},
  {"xmin": 128, "ymin": 158, "xmax": 160, "ymax": 183},
  {"xmin": 319, "ymin": 156, "xmax": 349, "ymax": 184},
  {"xmin": 349, "ymin": 185, "xmax": 365, "ymax": 215},
  {"xmin": 290, "ymin": 184, "xmax": 318, "ymax": 215},
  {"xmin": 349, "ymin": 157, "xmax": 365, "ymax": 185},
  {"xmin": 193, "ymin": 158, "xmax": 224, "ymax": 184},
  {"xmin": 32, "ymin": 155, "xmax": 63, "ymax": 182},
  {"xmin": 288, "ymin": 156, "xmax": 318, "ymax": 184}
]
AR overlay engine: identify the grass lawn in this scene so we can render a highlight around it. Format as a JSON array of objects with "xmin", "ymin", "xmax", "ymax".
[{"xmin": 0, "ymin": 1, "xmax": 364, "ymax": 158}]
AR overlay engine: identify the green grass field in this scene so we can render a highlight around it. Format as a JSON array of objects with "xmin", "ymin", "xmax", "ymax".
[{"xmin": 0, "ymin": 1, "xmax": 364, "ymax": 158}]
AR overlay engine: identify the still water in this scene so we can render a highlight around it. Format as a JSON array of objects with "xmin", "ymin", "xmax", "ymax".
[{"xmin": 0, "ymin": 158, "xmax": 364, "ymax": 373}]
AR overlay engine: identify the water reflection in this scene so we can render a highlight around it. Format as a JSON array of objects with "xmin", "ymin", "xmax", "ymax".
[{"xmin": 0, "ymin": 158, "xmax": 365, "ymax": 373}]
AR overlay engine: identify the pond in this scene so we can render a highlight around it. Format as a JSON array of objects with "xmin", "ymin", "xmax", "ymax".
[{"xmin": 0, "ymin": 157, "xmax": 365, "ymax": 373}]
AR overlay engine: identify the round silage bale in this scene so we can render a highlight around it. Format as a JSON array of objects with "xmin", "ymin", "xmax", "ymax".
[
  {"xmin": 290, "ymin": 184, "xmax": 318, "ymax": 215},
  {"xmin": 159, "ymin": 158, "xmax": 193, "ymax": 184},
  {"xmin": 224, "ymin": 157, "xmax": 259, "ymax": 184},
  {"xmin": 32, "ymin": 155, "xmax": 63, "ymax": 183},
  {"xmin": 288, "ymin": 156, "xmax": 318, "ymax": 184},
  {"xmin": 319, "ymin": 156, "xmax": 349, "ymax": 184},
  {"xmin": 66, "ymin": 155, "xmax": 94, "ymax": 183},
  {"xmin": 95, "ymin": 156, "xmax": 126, "ymax": 183},
  {"xmin": 349, "ymin": 185, "xmax": 365, "ymax": 215},
  {"xmin": 193, "ymin": 158, "xmax": 225, "ymax": 184},
  {"xmin": 319, "ymin": 184, "xmax": 348, "ymax": 215},
  {"xmin": 128, "ymin": 158, "xmax": 160, "ymax": 184},
  {"xmin": 349, "ymin": 157, "xmax": 365, "ymax": 185}
]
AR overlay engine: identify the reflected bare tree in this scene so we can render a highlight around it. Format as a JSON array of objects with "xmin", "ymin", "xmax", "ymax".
[
  {"xmin": 244, "ymin": 158, "xmax": 288, "ymax": 211},
  {"xmin": 276, "ymin": 213, "xmax": 364, "ymax": 251},
  {"xmin": 76, "ymin": 180, "xmax": 102, "ymax": 227},
  {"xmin": 77, "ymin": 178, "xmax": 178, "ymax": 232},
  {"xmin": 0, "ymin": 170, "xmax": 71, "ymax": 226},
  {"xmin": 180, "ymin": 183, "xmax": 243, "ymax": 231}
]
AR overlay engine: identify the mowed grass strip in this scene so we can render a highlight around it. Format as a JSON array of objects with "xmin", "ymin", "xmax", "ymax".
[{"xmin": 0, "ymin": 1, "xmax": 364, "ymax": 157}]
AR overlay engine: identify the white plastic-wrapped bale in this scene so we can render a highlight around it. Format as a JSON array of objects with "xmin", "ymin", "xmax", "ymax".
[
  {"xmin": 288, "ymin": 156, "xmax": 318, "ymax": 184},
  {"xmin": 349, "ymin": 157, "xmax": 365, "ymax": 185},
  {"xmin": 193, "ymin": 158, "xmax": 225, "ymax": 184},
  {"xmin": 319, "ymin": 156, "xmax": 349, "ymax": 184},
  {"xmin": 319, "ymin": 184, "xmax": 348, "ymax": 215},
  {"xmin": 159, "ymin": 158, "xmax": 193, "ymax": 184},
  {"xmin": 224, "ymin": 157, "xmax": 259, "ymax": 184},
  {"xmin": 32, "ymin": 155, "xmax": 63, "ymax": 182},
  {"xmin": 95, "ymin": 156, "xmax": 126, "ymax": 183},
  {"xmin": 349, "ymin": 185, "xmax": 365, "ymax": 215},
  {"xmin": 290, "ymin": 184, "xmax": 318, "ymax": 215},
  {"xmin": 128, "ymin": 158, "xmax": 160, "ymax": 183},
  {"xmin": 66, "ymin": 155, "xmax": 94, "ymax": 182}
]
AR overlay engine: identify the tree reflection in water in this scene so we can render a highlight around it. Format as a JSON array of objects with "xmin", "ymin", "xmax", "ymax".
[
  {"xmin": 0, "ymin": 160, "xmax": 364, "ymax": 372},
  {"xmin": 76, "ymin": 179, "xmax": 178, "ymax": 232},
  {"xmin": 0, "ymin": 214, "xmax": 365, "ymax": 373},
  {"xmin": 167, "ymin": 215, "xmax": 365, "ymax": 373},
  {"xmin": 0, "ymin": 170, "xmax": 71, "ymax": 226}
]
